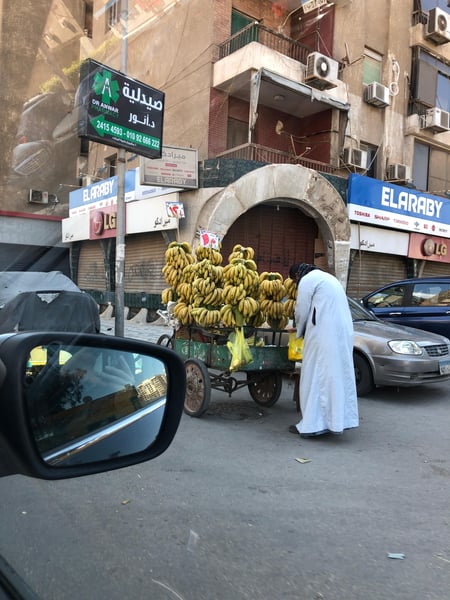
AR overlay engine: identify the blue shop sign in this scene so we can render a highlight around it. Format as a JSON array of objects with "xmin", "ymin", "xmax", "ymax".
[
  {"xmin": 69, "ymin": 169, "xmax": 137, "ymax": 216},
  {"xmin": 347, "ymin": 174, "xmax": 450, "ymax": 238}
]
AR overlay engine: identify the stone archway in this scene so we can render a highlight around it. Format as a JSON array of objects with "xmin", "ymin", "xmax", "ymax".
[{"xmin": 194, "ymin": 164, "xmax": 351, "ymax": 287}]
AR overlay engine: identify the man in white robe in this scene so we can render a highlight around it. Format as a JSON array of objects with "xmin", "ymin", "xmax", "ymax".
[{"xmin": 289, "ymin": 264, "xmax": 359, "ymax": 438}]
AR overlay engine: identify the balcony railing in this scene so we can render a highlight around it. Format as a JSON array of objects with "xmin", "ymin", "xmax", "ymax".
[
  {"xmin": 218, "ymin": 22, "xmax": 313, "ymax": 65},
  {"xmin": 216, "ymin": 143, "xmax": 338, "ymax": 174}
]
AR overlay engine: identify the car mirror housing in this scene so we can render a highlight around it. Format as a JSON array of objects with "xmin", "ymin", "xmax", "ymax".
[{"xmin": 0, "ymin": 332, "xmax": 185, "ymax": 479}]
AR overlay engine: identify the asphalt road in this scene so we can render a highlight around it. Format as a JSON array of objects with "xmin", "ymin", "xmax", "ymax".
[{"xmin": 0, "ymin": 346, "xmax": 449, "ymax": 600}]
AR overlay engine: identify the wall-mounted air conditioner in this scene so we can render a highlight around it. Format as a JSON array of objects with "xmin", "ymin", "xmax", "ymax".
[
  {"xmin": 81, "ymin": 175, "xmax": 92, "ymax": 187},
  {"xmin": 425, "ymin": 7, "xmax": 450, "ymax": 44},
  {"xmin": 342, "ymin": 148, "xmax": 368, "ymax": 170},
  {"xmin": 386, "ymin": 164, "xmax": 411, "ymax": 182},
  {"xmin": 305, "ymin": 52, "xmax": 339, "ymax": 90},
  {"xmin": 422, "ymin": 107, "xmax": 450, "ymax": 133},
  {"xmin": 364, "ymin": 82, "xmax": 390, "ymax": 108},
  {"xmin": 28, "ymin": 189, "xmax": 49, "ymax": 204}
]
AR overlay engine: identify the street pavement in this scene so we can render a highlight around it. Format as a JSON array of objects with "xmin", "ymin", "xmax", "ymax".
[{"xmin": 100, "ymin": 314, "xmax": 170, "ymax": 344}]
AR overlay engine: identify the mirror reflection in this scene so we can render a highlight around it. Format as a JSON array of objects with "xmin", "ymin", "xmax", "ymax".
[{"xmin": 25, "ymin": 343, "xmax": 167, "ymax": 466}]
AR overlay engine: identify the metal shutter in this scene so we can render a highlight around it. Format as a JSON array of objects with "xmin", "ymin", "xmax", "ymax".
[
  {"xmin": 77, "ymin": 240, "xmax": 106, "ymax": 291},
  {"xmin": 347, "ymin": 251, "xmax": 407, "ymax": 299},
  {"xmin": 421, "ymin": 261, "xmax": 450, "ymax": 277},
  {"xmin": 124, "ymin": 233, "xmax": 166, "ymax": 293}
]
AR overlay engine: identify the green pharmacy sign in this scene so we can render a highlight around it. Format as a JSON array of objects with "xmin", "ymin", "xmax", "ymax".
[{"xmin": 78, "ymin": 59, "xmax": 164, "ymax": 159}]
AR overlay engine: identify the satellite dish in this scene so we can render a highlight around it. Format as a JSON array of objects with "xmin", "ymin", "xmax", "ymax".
[{"xmin": 275, "ymin": 120, "xmax": 284, "ymax": 135}]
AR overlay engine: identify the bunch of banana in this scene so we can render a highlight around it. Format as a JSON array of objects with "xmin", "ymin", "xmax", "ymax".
[
  {"xmin": 191, "ymin": 277, "xmax": 223, "ymax": 308},
  {"xmin": 182, "ymin": 263, "xmax": 197, "ymax": 284},
  {"xmin": 173, "ymin": 301, "xmax": 194, "ymax": 325},
  {"xmin": 258, "ymin": 272, "xmax": 289, "ymax": 330},
  {"xmin": 176, "ymin": 282, "xmax": 193, "ymax": 303},
  {"xmin": 238, "ymin": 296, "xmax": 259, "ymax": 318},
  {"xmin": 284, "ymin": 277, "xmax": 298, "ymax": 299},
  {"xmin": 164, "ymin": 241, "xmax": 195, "ymax": 268},
  {"xmin": 220, "ymin": 304, "xmax": 239, "ymax": 328},
  {"xmin": 283, "ymin": 277, "xmax": 298, "ymax": 319},
  {"xmin": 246, "ymin": 311, "xmax": 266, "ymax": 328},
  {"xmin": 195, "ymin": 245, "xmax": 223, "ymax": 266},
  {"xmin": 223, "ymin": 258, "xmax": 257, "ymax": 286},
  {"xmin": 190, "ymin": 307, "xmax": 221, "ymax": 328},
  {"xmin": 227, "ymin": 244, "xmax": 255, "ymax": 262},
  {"xmin": 162, "ymin": 241, "xmax": 195, "ymax": 289},
  {"xmin": 283, "ymin": 298, "xmax": 296, "ymax": 319},
  {"xmin": 222, "ymin": 283, "xmax": 247, "ymax": 305},
  {"xmin": 259, "ymin": 272, "xmax": 286, "ymax": 301},
  {"xmin": 161, "ymin": 287, "xmax": 177, "ymax": 304}
]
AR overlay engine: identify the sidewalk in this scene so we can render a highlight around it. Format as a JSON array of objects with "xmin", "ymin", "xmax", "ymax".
[{"xmin": 100, "ymin": 316, "xmax": 171, "ymax": 344}]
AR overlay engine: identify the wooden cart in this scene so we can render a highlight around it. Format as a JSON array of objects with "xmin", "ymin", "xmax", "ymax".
[{"xmin": 169, "ymin": 326, "xmax": 297, "ymax": 417}]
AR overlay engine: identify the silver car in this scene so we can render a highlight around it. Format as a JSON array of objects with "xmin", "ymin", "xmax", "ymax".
[{"xmin": 349, "ymin": 297, "xmax": 450, "ymax": 395}]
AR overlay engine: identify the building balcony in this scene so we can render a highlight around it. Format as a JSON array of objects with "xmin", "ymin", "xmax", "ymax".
[
  {"xmin": 213, "ymin": 22, "xmax": 349, "ymax": 119},
  {"xmin": 216, "ymin": 143, "xmax": 338, "ymax": 174}
]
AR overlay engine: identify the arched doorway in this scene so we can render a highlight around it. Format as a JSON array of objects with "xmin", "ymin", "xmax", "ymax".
[
  {"xmin": 221, "ymin": 204, "xmax": 318, "ymax": 277},
  {"xmin": 192, "ymin": 164, "xmax": 351, "ymax": 286}
]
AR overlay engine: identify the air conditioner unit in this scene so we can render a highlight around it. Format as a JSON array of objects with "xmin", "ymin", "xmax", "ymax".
[
  {"xmin": 364, "ymin": 82, "xmax": 390, "ymax": 108},
  {"xmin": 425, "ymin": 7, "xmax": 450, "ymax": 44},
  {"xmin": 342, "ymin": 148, "xmax": 368, "ymax": 170},
  {"xmin": 28, "ymin": 189, "xmax": 49, "ymax": 205},
  {"xmin": 305, "ymin": 52, "xmax": 339, "ymax": 90},
  {"xmin": 422, "ymin": 107, "xmax": 450, "ymax": 133},
  {"xmin": 386, "ymin": 164, "xmax": 411, "ymax": 182},
  {"xmin": 81, "ymin": 175, "xmax": 92, "ymax": 186}
]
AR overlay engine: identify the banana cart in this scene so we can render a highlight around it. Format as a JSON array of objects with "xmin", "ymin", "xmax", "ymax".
[{"xmin": 167, "ymin": 326, "xmax": 297, "ymax": 417}]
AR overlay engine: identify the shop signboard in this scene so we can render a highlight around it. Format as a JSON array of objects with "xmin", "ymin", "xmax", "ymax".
[
  {"xmin": 408, "ymin": 232, "xmax": 450, "ymax": 263},
  {"xmin": 69, "ymin": 170, "xmax": 137, "ymax": 216},
  {"xmin": 78, "ymin": 59, "xmax": 164, "ymax": 159},
  {"xmin": 140, "ymin": 146, "xmax": 198, "ymax": 188},
  {"xmin": 347, "ymin": 174, "xmax": 450, "ymax": 238}
]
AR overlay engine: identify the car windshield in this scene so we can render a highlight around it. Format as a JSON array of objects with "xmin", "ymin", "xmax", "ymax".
[{"xmin": 348, "ymin": 296, "xmax": 377, "ymax": 321}]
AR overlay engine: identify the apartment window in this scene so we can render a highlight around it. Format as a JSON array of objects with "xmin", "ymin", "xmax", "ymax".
[
  {"xmin": 105, "ymin": 0, "xmax": 122, "ymax": 31},
  {"xmin": 106, "ymin": 155, "xmax": 117, "ymax": 177},
  {"xmin": 84, "ymin": 1, "xmax": 93, "ymax": 38},
  {"xmin": 360, "ymin": 143, "xmax": 378, "ymax": 178},
  {"xmin": 229, "ymin": 9, "xmax": 259, "ymax": 53},
  {"xmin": 227, "ymin": 118, "xmax": 248, "ymax": 149},
  {"xmin": 231, "ymin": 10, "xmax": 254, "ymax": 35},
  {"xmin": 363, "ymin": 49, "xmax": 382, "ymax": 85},
  {"xmin": 413, "ymin": 142, "xmax": 450, "ymax": 194},
  {"xmin": 412, "ymin": 49, "xmax": 450, "ymax": 111}
]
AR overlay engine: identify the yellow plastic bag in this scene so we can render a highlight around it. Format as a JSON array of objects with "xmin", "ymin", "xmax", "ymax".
[
  {"xmin": 288, "ymin": 333, "xmax": 304, "ymax": 361},
  {"xmin": 227, "ymin": 327, "xmax": 253, "ymax": 372}
]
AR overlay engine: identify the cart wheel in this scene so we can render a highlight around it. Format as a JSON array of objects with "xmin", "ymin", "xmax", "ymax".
[
  {"xmin": 156, "ymin": 333, "xmax": 173, "ymax": 348},
  {"xmin": 184, "ymin": 358, "xmax": 211, "ymax": 417},
  {"xmin": 247, "ymin": 371, "xmax": 282, "ymax": 407}
]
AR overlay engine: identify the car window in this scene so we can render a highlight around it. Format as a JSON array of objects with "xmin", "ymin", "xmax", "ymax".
[
  {"xmin": 412, "ymin": 282, "xmax": 450, "ymax": 306},
  {"xmin": 366, "ymin": 285, "xmax": 405, "ymax": 308},
  {"xmin": 348, "ymin": 297, "xmax": 377, "ymax": 321}
]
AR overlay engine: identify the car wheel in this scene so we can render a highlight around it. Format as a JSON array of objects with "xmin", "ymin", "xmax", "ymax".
[{"xmin": 353, "ymin": 352, "xmax": 374, "ymax": 396}]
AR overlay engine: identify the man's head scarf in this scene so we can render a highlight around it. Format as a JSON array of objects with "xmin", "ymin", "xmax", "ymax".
[{"xmin": 290, "ymin": 263, "xmax": 319, "ymax": 283}]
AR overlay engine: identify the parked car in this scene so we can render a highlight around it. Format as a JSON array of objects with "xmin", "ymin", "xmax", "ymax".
[
  {"xmin": 0, "ymin": 271, "xmax": 100, "ymax": 334},
  {"xmin": 349, "ymin": 297, "xmax": 450, "ymax": 395},
  {"xmin": 359, "ymin": 276, "xmax": 450, "ymax": 339}
]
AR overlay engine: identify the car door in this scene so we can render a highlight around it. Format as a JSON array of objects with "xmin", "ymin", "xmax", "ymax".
[
  {"xmin": 364, "ymin": 283, "xmax": 410, "ymax": 325},
  {"xmin": 401, "ymin": 281, "xmax": 450, "ymax": 339}
]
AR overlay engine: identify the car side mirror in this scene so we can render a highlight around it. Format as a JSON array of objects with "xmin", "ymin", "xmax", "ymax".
[{"xmin": 0, "ymin": 332, "xmax": 185, "ymax": 479}]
